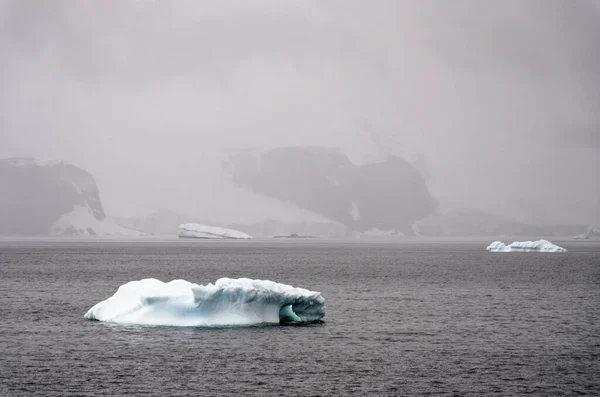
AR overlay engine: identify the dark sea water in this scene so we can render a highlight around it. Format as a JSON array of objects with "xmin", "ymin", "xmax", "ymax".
[{"xmin": 1, "ymin": 239, "xmax": 599, "ymax": 396}]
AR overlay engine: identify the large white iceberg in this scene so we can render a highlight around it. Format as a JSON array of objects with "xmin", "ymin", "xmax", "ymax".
[
  {"xmin": 84, "ymin": 278, "xmax": 325, "ymax": 326},
  {"xmin": 178, "ymin": 223, "xmax": 252, "ymax": 239},
  {"xmin": 486, "ymin": 239, "xmax": 567, "ymax": 252}
]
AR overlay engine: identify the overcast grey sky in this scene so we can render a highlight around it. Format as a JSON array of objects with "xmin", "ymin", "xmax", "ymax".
[{"xmin": 1, "ymin": 0, "xmax": 599, "ymax": 224}]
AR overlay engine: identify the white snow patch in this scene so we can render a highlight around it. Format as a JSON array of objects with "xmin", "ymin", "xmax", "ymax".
[
  {"xmin": 178, "ymin": 223, "xmax": 252, "ymax": 239},
  {"xmin": 411, "ymin": 223, "xmax": 423, "ymax": 237},
  {"xmin": 84, "ymin": 278, "xmax": 325, "ymax": 326},
  {"xmin": 360, "ymin": 228, "xmax": 404, "ymax": 238},
  {"xmin": 71, "ymin": 181, "xmax": 82, "ymax": 195},
  {"xmin": 4, "ymin": 158, "xmax": 65, "ymax": 167},
  {"xmin": 351, "ymin": 202, "xmax": 360, "ymax": 221},
  {"xmin": 486, "ymin": 239, "xmax": 567, "ymax": 253},
  {"xmin": 51, "ymin": 205, "xmax": 145, "ymax": 236}
]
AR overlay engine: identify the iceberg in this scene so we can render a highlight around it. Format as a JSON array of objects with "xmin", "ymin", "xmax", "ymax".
[
  {"xmin": 178, "ymin": 223, "xmax": 252, "ymax": 239},
  {"xmin": 486, "ymin": 239, "xmax": 567, "ymax": 253},
  {"xmin": 84, "ymin": 278, "xmax": 325, "ymax": 326}
]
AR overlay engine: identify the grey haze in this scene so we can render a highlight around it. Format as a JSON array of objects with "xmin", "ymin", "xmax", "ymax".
[{"xmin": 1, "ymin": 0, "xmax": 599, "ymax": 226}]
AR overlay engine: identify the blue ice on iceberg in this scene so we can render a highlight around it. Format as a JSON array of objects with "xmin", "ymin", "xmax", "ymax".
[{"xmin": 84, "ymin": 278, "xmax": 325, "ymax": 326}]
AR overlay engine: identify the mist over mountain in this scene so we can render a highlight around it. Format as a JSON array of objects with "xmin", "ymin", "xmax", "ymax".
[
  {"xmin": 227, "ymin": 146, "xmax": 436, "ymax": 233},
  {"xmin": 1, "ymin": 1, "xmax": 599, "ymax": 227}
]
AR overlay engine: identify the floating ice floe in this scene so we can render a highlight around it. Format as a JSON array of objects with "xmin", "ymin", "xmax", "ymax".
[
  {"xmin": 84, "ymin": 278, "xmax": 325, "ymax": 326},
  {"xmin": 178, "ymin": 223, "xmax": 252, "ymax": 239},
  {"xmin": 486, "ymin": 239, "xmax": 567, "ymax": 253}
]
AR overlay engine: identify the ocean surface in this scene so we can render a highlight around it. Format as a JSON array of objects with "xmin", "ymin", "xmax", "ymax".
[{"xmin": 1, "ymin": 239, "xmax": 599, "ymax": 396}]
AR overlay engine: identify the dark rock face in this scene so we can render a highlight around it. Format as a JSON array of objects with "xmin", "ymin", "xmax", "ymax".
[
  {"xmin": 227, "ymin": 147, "xmax": 436, "ymax": 233},
  {"xmin": 0, "ymin": 158, "xmax": 105, "ymax": 236}
]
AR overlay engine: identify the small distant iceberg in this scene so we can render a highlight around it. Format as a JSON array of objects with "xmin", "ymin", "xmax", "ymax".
[
  {"xmin": 178, "ymin": 223, "xmax": 252, "ymax": 239},
  {"xmin": 273, "ymin": 233, "xmax": 314, "ymax": 239},
  {"xmin": 84, "ymin": 278, "xmax": 325, "ymax": 326},
  {"xmin": 486, "ymin": 239, "xmax": 567, "ymax": 253}
]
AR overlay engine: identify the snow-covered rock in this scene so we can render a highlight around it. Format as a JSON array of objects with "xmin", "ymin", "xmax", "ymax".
[
  {"xmin": 178, "ymin": 223, "xmax": 252, "ymax": 239},
  {"xmin": 486, "ymin": 239, "xmax": 567, "ymax": 252},
  {"xmin": 84, "ymin": 278, "xmax": 325, "ymax": 326},
  {"xmin": 226, "ymin": 147, "xmax": 436, "ymax": 234},
  {"xmin": 51, "ymin": 205, "xmax": 144, "ymax": 236},
  {"xmin": 0, "ymin": 157, "xmax": 112, "ymax": 236},
  {"xmin": 574, "ymin": 227, "xmax": 600, "ymax": 240}
]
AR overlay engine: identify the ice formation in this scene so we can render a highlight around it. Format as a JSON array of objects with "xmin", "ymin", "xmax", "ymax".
[
  {"xmin": 84, "ymin": 278, "xmax": 325, "ymax": 326},
  {"xmin": 178, "ymin": 223, "xmax": 252, "ymax": 239},
  {"xmin": 486, "ymin": 239, "xmax": 567, "ymax": 252}
]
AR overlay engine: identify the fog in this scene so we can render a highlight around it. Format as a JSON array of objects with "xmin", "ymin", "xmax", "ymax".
[{"xmin": 1, "ymin": 0, "xmax": 599, "ymax": 225}]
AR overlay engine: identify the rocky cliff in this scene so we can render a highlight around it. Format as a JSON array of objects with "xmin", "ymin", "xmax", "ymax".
[
  {"xmin": 226, "ymin": 147, "xmax": 436, "ymax": 233},
  {"xmin": 0, "ymin": 158, "xmax": 138, "ymax": 236}
]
